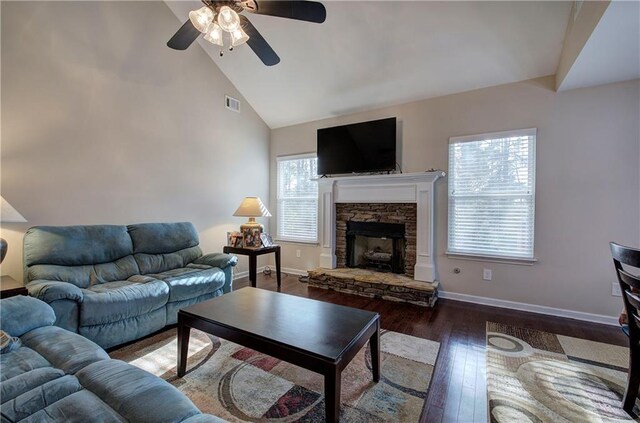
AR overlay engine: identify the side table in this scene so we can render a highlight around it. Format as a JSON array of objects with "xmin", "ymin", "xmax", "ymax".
[
  {"xmin": 223, "ymin": 245, "xmax": 281, "ymax": 288},
  {"xmin": 1, "ymin": 275, "xmax": 28, "ymax": 299}
]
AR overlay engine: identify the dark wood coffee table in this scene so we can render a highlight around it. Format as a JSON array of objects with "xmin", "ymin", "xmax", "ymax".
[{"xmin": 177, "ymin": 287, "xmax": 380, "ymax": 422}]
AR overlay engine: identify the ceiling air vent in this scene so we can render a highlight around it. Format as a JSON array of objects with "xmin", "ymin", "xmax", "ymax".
[{"xmin": 225, "ymin": 95, "xmax": 241, "ymax": 113}]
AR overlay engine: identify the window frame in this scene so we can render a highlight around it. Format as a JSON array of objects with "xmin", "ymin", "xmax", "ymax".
[
  {"xmin": 276, "ymin": 152, "xmax": 319, "ymax": 244},
  {"xmin": 446, "ymin": 128, "xmax": 537, "ymax": 264}
]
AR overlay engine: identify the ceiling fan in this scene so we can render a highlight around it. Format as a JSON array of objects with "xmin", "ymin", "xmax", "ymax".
[{"xmin": 167, "ymin": 0, "xmax": 326, "ymax": 66}]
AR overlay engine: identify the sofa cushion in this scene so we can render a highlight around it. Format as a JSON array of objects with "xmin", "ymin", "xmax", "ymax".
[
  {"xmin": 24, "ymin": 225, "xmax": 133, "ymax": 267},
  {"xmin": 150, "ymin": 266, "xmax": 226, "ymax": 302},
  {"xmin": 20, "ymin": 389, "xmax": 127, "ymax": 423},
  {"xmin": 21, "ymin": 326, "xmax": 109, "ymax": 375},
  {"xmin": 76, "ymin": 359, "xmax": 200, "ymax": 423},
  {"xmin": 0, "ymin": 347, "xmax": 51, "ymax": 382},
  {"xmin": 1, "ymin": 374, "xmax": 83, "ymax": 422},
  {"xmin": 1, "ymin": 367, "xmax": 65, "ymax": 404},
  {"xmin": 134, "ymin": 246, "xmax": 203, "ymax": 275},
  {"xmin": 80, "ymin": 279, "xmax": 169, "ymax": 326},
  {"xmin": 0, "ymin": 296, "xmax": 56, "ymax": 338},
  {"xmin": 128, "ymin": 222, "xmax": 200, "ymax": 254}
]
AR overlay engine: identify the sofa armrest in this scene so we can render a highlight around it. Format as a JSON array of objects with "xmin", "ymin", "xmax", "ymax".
[
  {"xmin": 193, "ymin": 253, "xmax": 238, "ymax": 269},
  {"xmin": 27, "ymin": 280, "xmax": 84, "ymax": 303},
  {"xmin": 0, "ymin": 296, "xmax": 56, "ymax": 337}
]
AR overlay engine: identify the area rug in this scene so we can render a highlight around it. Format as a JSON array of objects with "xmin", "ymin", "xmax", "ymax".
[
  {"xmin": 110, "ymin": 328, "xmax": 440, "ymax": 422},
  {"xmin": 486, "ymin": 322, "xmax": 640, "ymax": 422}
]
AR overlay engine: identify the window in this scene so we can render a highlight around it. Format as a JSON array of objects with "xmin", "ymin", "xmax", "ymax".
[
  {"xmin": 277, "ymin": 154, "xmax": 318, "ymax": 243},
  {"xmin": 447, "ymin": 128, "xmax": 536, "ymax": 261}
]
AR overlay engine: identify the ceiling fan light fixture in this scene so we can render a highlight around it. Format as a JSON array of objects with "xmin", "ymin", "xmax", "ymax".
[
  {"xmin": 189, "ymin": 6, "xmax": 214, "ymax": 33},
  {"xmin": 217, "ymin": 6, "xmax": 241, "ymax": 32},
  {"xmin": 204, "ymin": 22, "xmax": 224, "ymax": 46},
  {"xmin": 230, "ymin": 27, "xmax": 250, "ymax": 47}
]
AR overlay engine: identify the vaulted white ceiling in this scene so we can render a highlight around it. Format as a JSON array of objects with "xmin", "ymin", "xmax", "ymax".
[{"xmin": 165, "ymin": 1, "xmax": 573, "ymax": 128}]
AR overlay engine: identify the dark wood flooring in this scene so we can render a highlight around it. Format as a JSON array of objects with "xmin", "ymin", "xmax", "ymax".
[{"xmin": 236, "ymin": 271, "xmax": 628, "ymax": 423}]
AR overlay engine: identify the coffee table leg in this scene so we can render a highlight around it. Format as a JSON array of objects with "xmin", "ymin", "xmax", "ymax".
[
  {"xmin": 177, "ymin": 314, "xmax": 191, "ymax": 377},
  {"xmin": 325, "ymin": 367, "xmax": 341, "ymax": 423},
  {"xmin": 370, "ymin": 320, "xmax": 380, "ymax": 382}
]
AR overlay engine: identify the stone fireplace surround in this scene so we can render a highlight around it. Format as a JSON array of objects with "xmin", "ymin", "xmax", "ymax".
[
  {"xmin": 337, "ymin": 203, "xmax": 416, "ymax": 276},
  {"xmin": 317, "ymin": 171, "xmax": 446, "ymax": 283}
]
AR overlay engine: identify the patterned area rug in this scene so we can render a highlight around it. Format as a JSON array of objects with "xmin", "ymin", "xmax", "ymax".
[
  {"xmin": 487, "ymin": 322, "xmax": 640, "ymax": 422},
  {"xmin": 111, "ymin": 328, "xmax": 439, "ymax": 422}
]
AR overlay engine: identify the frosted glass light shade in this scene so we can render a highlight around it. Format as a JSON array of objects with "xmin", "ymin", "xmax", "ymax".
[
  {"xmin": 189, "ymin": 6, "xmax": 214, "ymax": 33},
  {"xmin": 233, "ymin": 197, "xmax": 271, "ymax": 218},
  {"xmin": 204, "ymin": 23, "xmax": 223, "ymax": 46},
  {"xmin": 230, "ymin": 27, "xmax": 249, "ymax": 47},
  {"xmin": 217, "ymin": 6, "xmax": 240, "ymax": 32}
]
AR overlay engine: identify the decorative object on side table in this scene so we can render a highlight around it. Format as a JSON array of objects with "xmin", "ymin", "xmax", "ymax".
[
  {"xmin": 0, "ymin": 196, "xmax": 27, "ymax": 264},
  {"xmin": 232, "ymin": 196, "xmax": 271, "ymax": 234},
  {"xmin": 242, "ymin": 227, "xmax": 262, "ymax": 248},
  {"xmin": 226, "ymin": 231, "xmax": 243, "ymax": 248},
  {"xmin": 260, "ymin": 233, "xmax": 273, "ymax": 247}
]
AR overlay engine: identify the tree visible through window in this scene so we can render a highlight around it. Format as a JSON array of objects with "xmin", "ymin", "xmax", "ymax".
[
  {"xmin": 277, "ymin": 154, "xmax": 318, "ymax": 242},
  {"xmin": 447, "ymin": 128, "xmax": 536, "ymax": 260}
]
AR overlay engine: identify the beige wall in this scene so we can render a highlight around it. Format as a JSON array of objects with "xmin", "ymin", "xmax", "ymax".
[
  {"xmin": 270, "ymin": 76, "xmax": 640, "ymax": 319},
  {"xmin": 0, "ymin": 1, "xmax": 271, "ymax": 279}
]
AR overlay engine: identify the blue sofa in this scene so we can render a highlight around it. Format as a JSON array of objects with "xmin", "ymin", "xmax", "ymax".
[
  {"xmin": 23, "ymin": 222, "xmax": 237, "ymax": 349},
  {"xmin": 0, "ymin": 295, "xmax": 226, "ymax": 423}
]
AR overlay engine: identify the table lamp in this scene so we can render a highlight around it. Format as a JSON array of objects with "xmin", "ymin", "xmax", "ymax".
[
  {"xmin": 233, "ymin": 197, "xmax": 271, "ymax": 233},
  {"xmin": 0, "ymin": 196, "xmax": 27, "ymax": 264}
]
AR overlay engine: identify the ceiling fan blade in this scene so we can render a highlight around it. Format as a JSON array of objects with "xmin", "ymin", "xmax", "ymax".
[
  {"xmin": 167, "ymin": 20, "xmax": 201, "ymax": 50},
  {"xmin": 241, "ymin": 15, "xmax": 280, "ymax": 66},
  {"xmin": 251, "ymin": 1, "xmax": 326, "ymax": 24}
]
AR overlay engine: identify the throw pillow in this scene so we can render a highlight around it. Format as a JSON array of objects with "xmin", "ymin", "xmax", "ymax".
[{"xmin": 0, "ymin": 330, "xmax": 21, "ymax": 353}]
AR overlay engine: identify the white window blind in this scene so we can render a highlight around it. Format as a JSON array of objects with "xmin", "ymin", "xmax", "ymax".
[
  {"xmin": 277, "ymin": 154, "xmax": 318, "ymax": 243},
  {"xmin": 448, "ymin": 128, "xmax": 536, "ymax": 260}
]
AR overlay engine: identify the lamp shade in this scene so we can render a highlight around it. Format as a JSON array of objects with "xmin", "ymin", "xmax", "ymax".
[
  {"xmin": 0, "ymin": 196, "xmax": 27, "ymax": 223},
  {"xmin": 233, "ymin": 197, "xmax": 271, "ymax": 218}
]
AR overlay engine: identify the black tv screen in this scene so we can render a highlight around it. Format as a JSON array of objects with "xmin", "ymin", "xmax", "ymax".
[{"xmin": 317, "ymin": 117, "xmax": 396, "ymax": 175}]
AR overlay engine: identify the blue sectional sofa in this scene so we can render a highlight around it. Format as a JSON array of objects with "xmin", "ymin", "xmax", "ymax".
[
  {"xmin": 23, "ymin": 222, "xmax": 237, "ymax": 349},
  {"xmin": 0, "ymin": 295, "xmax": 225, "ymax": 423}
]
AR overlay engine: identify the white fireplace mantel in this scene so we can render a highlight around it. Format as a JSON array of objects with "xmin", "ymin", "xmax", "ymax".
[{"xmin": 317, "ymin": 171, "xmax": 446, "ymax": 282}]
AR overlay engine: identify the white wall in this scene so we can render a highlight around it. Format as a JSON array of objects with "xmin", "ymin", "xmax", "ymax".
[
  {"xmin": 270, "ymin": 76, "xmax": 640, "ymax": 319},
  {"xmin": 0, "ymin": 1, "xmax": 271, "ymax": 279}
]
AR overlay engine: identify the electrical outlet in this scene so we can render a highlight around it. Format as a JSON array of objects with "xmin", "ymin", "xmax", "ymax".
[
  {"xmin": 483, "ymin": 269, "xmax": 492, "ymax": 281},
  {"xmin": 296, "ymin": 249, "xmax": 301, "ymax": 258},
  {"xmin": 612, "ymin": 282, "xmax": 622, "ymax": 297}
]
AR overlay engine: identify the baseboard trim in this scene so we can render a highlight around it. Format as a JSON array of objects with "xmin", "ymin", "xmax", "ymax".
[
  {"xmin": 438, "ymin": 291, "xmax": 619, "ymax": 326},
  {"xmin": 232, "ymin": 266, "xmax": 267, "ymax": 281}
]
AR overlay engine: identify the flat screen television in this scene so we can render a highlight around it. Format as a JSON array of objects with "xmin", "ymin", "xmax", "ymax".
[{"xmin": 317, "ymin": 117, "xmax": 396, "ymax": 175}]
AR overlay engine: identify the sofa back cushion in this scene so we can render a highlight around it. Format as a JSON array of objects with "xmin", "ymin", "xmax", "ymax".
[
  {"xmin": 128, "ymin": 223, "xmax": 203, "ymax": 274},
  {"xmin": 24, "ymin": 225, "xmax": 133, "ymax": 267},
  {"xmin": 24, "ymin": 225, "xmax": 137, "ymax": 286},
  {"xmin": 27, "ymin": 256, "xmax": 141, "ymax": 288},
  {"xmin": 128, "ymin": 222, "xmax": 199, "ymax": 254},
  {"xmin": 134, "ymin": 246, "xmax": 203, "ymax": 275}
]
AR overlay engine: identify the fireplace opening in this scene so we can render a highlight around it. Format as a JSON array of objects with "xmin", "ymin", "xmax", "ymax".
[{"xmin": 346, "ymin": 221, "xmax": 406, "ymax": 274}]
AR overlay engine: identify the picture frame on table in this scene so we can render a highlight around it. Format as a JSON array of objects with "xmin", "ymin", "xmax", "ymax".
[
  {"xmin": 242, "ymin": 228, "xmax": 262, "ymax": 248},
  {"xmin": 227, "ymin": 231, "xmax": 244, "ymax": 248},
  {"xmin": 260, "ymin": 233, "xmax": 273, "ymax": 247}
]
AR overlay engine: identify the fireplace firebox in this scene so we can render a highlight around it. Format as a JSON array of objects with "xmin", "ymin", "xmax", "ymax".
[{"xmin": 346, "ymin": 221, "xmax": 406, "ymax": 274}]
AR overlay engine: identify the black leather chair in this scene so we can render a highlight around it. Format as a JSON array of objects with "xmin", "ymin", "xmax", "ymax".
[{"xmin": 610, "ymin": 242, "xmax": 640, "ymax": 412}]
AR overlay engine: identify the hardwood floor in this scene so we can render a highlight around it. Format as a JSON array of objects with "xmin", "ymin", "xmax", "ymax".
[{"xmin": 235, "ymin": 271, "xmax": 628, "ymax": 423}]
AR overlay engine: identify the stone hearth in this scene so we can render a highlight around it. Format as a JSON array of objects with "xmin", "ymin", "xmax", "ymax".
[{"xmin": 308, "ymin": 268, "xmax": 439, "ymax": 307}]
